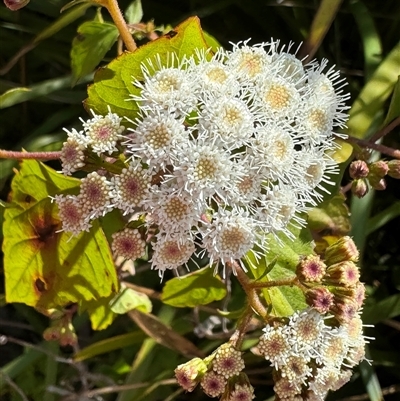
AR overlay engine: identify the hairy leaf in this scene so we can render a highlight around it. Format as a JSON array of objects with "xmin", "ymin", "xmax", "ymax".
[{"xmin": 246, "ymin": 227, "xmax": 312, "ymax": 317}]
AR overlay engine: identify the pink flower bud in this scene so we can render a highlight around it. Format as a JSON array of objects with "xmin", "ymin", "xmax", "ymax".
[
  {"xmin": 305, "ymin": 287, "xmax": 334, "ymax": 314},
  {"xmin": 387, "ymin": 160, "xmax": 400, "ymax": 179},
  {"xmin": 296, "ymin": 255, "xmax": 326, "ymax": 283},
  {"xmin": 4, "ymin": 0, "xmax": 29, "ymax": 10},
  {"xmin": 43, "ymin": 326, "xmax": 61, "ymax": 342},
  {"xmin": 349, "ymin": 160, "xmax": 369, "ymax": 179},
  {"xmin": 175, "ymin": 357, "xmax": 207, "ymax": 392},
  {"xmin": 325, "ymin": 261, "xmax": 360, "ymax": 288},
  {"xmin": 351, "ymin": 179, "xmax": 369, "ymax": 198},
  {"xmin": 324, "ymin": 236, "xmax": 359, "ymax": 265},
  {"xmin": 369, "ymin": 177, "xmax": 386, "ymax": 190},
  {"xmin": 369, "ymin": 160, "xmax": 389, "ymax": 178}
]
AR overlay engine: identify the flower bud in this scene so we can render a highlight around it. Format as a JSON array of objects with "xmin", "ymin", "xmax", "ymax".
[
  {"xmin": 369, "ymin": 160, "xmax": 389, "ymax": 178},
  {"xmin": 349, "ymin": 160, "xmax": 369, "ymax": 179},
  {"xmin": 59, "ymin": 330, "xmax": 78, "ymax": 347},
  {"xmin": 175, "ymin": 357, "xmax": 207, "ymax": 392},
  {"xmin": 200, "ymin": 370, "xmax": 227, "ymax": 397},
  {"xmin": 325, "ymin": 261, "xmax": 360, "ymax": 287},
  {"xmin": 296, "ymin": 255, "xmax": 326, "ymax": 283},
  {"xmin": 305, "ymin": 287, "xmax": 334, "ymax": 314},
  {"xmin": 369, "ymin": 177, "xmax": 386, "ymax": 190},
  {"xmin": 222, "ymin": 373, "xmax": 255, "ymax": 401},
  {"xmin": 59, "ymin": 322, "xmax": 78, "ymax": 347},
  {"xmin": 351, "ymin": 179, "xmax": 369, "ymax": 198},
  {"xmin": 43, "ymin": 326, "xmax": 61, "ymax": 342},
  {"xmin": 330, "ymin": 297, "xmax": 359, "ymax": 324},
  {"xmin": 324, "ymin": 236, "xmax": 359, "ymax": 265},
  {"xmin": 4, "ymin": 0, "xmax": 29, "ymax": 10},
  {"xmin": 387, "ymin": 160, "xmax": 400, "ymax": 179},
  {"xmin": 212, "ymin": 343, "xmax": 245, "ymax": 379},
  {"xmin": 354, "ymin": 282, "xmax": 366, "ymax": 308}
]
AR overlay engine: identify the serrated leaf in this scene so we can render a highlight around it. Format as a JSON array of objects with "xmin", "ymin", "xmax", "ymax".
[
  {"xmin": 161, "ymin": 267, "xmax": 227, "ymax": 308},
  {"xmin": 125, "ymin": 0, "xmax": 143, "ymax": 24},
  {"xmin": 85, "ymin": 16, "xmax": 210, "ymax": 120},
  {"xmin": 246, "ymin": 227, "xmax": 312, "ymax": 317},
  {"xmin": 110, "ymin": 286, "xmax": 152, "ymax": 314},
  {"xmin": 3, "ymin": 160, "xmax": 118, "ymax": 309},
  {"xmin": 71, "ymin": 21, "xmax": 119, "ymax": 85}
]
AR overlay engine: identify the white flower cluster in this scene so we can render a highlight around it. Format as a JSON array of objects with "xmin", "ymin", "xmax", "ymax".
[
  {"xmin": 258, "ymin": 308, "xmax": 369, "ymax": 400},
  {"xmin": 58, "ymin": 40, "xmax": 349, "ymax": 277}
]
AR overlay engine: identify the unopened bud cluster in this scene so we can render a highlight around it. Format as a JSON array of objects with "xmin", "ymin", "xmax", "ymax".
[
  {"xmin": 297, "ymin": 236, "xmax": 364, "ymax": 323},
  {"xmin": 42, "ymin": 314, "xmax": 77, "ymax": 347},
  {"xmin": 55, "ymin": 40, "xmax": 350, "ymax": 277},
  {"xmin": 251, "ymin": 236, "xmax": 371, "ymax": 400},
  {"xmin": 350, "ymin": 158, "xmax": 400, "ymax": 197},
  {"xmin": 175, "ymin": 343, "xmax": 254, "ymax": 400}
]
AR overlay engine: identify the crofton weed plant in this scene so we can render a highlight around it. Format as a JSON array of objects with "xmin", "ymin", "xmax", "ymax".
[{"xmin": 2, "ymin": 1, "xmax": 400, "ymax": 401}]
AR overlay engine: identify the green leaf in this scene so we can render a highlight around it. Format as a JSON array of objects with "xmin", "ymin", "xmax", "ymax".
[
  {"xmin": 82, "ymin": 294, "xmax": 117, "ymax": 330},
  {"xmin": 0, "ymin": 74, "xmax": 93, "ymax": 109},
  {"xmin": 71, "ymin": 21, "xmax": 119, "ymax": 86},
  {"xmin": 2, "ymin": 160, "xmax": 118, "ymax": 309},
  {"xmin": 85, "ymin": 16, "xmax": 210, "ymax": 120},
  {"xmin": 366, "ymin": 201, "xmax": 400, "ymax": 235},
  {"xmin": 298, "ymin": 0, "xmax": 343, "ymax": 60},
  {"xmin": 125, "ymin": 0, "xmax": 143, "ymax": 24},
  {"xmin": 246, "ymin": 227, "xmax": 312, "ymax": 317},
  {"xmin": 110, "ymin": 286, "xmax": 152, "ymax": 314},
  {"xmin": 349, "ymin": 0, "xmax": 382, "ymax": 79},
  {"xmin": 74, "ymin": 331, "xmax": 146, "ymax": 361},
  {"xmin": 363, "ymin": 294, "xmax": 400, "ymax": 324},
  {"xmin": 203, "ymin": 30, "xmax": 223, "ymax": 52},
  {"xmin": 161, "ymin": 267, "xmax": 227, "ymax": 308},
  {"xmin": 307, "ymin": 193, "xmax": 351, "ymax": 237},
  {"xmin": 34, "ymin": 3, "xmax": 93, "ymax": 43},
  {"xmin": 383, "ymin": 76, "xmax": 400, "ymax": 126},
  {"xmin": 347, "ymin": 41, "xmax": 400, "ymax": 138}
]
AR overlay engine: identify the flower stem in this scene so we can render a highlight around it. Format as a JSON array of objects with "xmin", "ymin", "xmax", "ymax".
[
  {"xmin": 250, "ymin": 277, "xmax": 299, "ymax": 289},
  {"xmin": 99, "ymin": 0, "xmax": 137, "ymax": 52},
  {"xmin": 369, "ymin": 116, "xmax": 400, "ymax": 143},
  {"xmin": 232, "ymin": 263, "xmax": 268, "ymax": 319},
  {"xmin": 342, "ymin": 135, "xmax": 400, "ymax": 159},
  {"xmin": 0, "ymin": 149, "xmax": 61, "ymax": 160},
  {"xmin": 229, "ymin": 303, "xmax": 254, "ymax": 349}
]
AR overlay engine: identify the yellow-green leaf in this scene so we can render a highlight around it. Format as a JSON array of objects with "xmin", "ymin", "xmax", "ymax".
[
  {"xmin": 110, "ymin": 286, "xmax": 152, "ymax": 314},
  {"xmin": 85, "ymin": 16, "xmax": 210, "ymax": 120},
  {"xmin": 161, "ymin": 267, "xmax": 227, "ymax": 308},
  {"xmin": 347, "ymin": 41, "xmax": 400, "ymax": 138},
  {"xmin": 3, "ymin": 160, "xmax": 118, "ymax": 309},
  {"xmin": 307, "ymin": 193, "xmax": 351, "ymax": 237}
]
